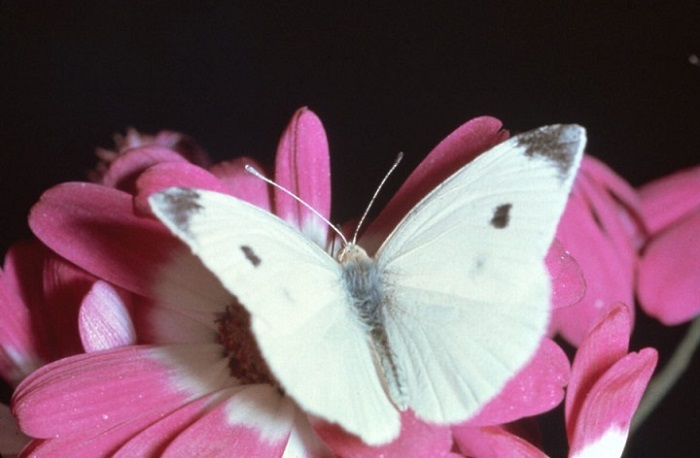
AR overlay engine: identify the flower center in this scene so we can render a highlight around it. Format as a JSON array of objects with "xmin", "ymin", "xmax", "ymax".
[{"xmin": 216, "ymin": 302, "xmax": 277, "ymax": 386}]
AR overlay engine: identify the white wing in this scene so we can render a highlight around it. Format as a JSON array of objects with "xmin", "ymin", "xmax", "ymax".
[
  {"xmin": 149, "ymin": 189, "xmax": 400, "ymax": 445},
  {"xmin": 375, "ymin": 125, "xmax": 586, "ymax": 424}
]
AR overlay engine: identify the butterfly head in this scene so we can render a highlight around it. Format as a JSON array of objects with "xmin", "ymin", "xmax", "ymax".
[{"xmin": 337, "ymin": 243, "xmax": 371, "ymax": 266}]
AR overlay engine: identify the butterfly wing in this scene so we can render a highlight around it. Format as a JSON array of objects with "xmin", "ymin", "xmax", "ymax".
[
  {"xmin": 149, "ymin": 189, "xmax": 400, "ymax": 445},
  {"xmin": 374, "ymin": 125, "xmax": 586, "ymax": 424}
]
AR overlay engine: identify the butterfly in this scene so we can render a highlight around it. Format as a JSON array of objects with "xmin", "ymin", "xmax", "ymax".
[{"xmin": 149, "ymin": 124, "xmax": 586, "ymax": 445}]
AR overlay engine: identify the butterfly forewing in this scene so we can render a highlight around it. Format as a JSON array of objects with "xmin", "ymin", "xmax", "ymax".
[
  {"xmin": 149, "ymin": 189, "xmax": 400, "ymax": 445},
  {"xmin": 375, "ymin": 125, "xmax": 586, "ymax": 424}
]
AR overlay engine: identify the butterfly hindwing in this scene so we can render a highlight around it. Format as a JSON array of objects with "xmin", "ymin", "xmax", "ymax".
[
  {"xmin": 149, "ymin": 189, "xmax": 400, "ymax": 445},
  {"xmin": 375, "ymin": 125, "xmax": 586, "ymax": 424}
]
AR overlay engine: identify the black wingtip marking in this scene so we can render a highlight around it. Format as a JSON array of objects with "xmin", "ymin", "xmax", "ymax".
[
  {"xmin": 516, "ymin": 125, "xmax": 582, "ymax": 179},
  {"xmin": 490, "ymin": 203, "xmax": 512, "ymax": 229},
  {"xmin": 159, "ymin": 188, "xmax": 203, "ymax": 229},
  {"xmin": 240, "ymin": 245, "xmax": 261, "ymax": 267}
]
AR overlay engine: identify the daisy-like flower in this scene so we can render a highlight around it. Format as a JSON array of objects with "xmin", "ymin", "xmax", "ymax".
[
  {"xmin": 565, "ymin": 303, "xmax": 657, "ymax": 457},
  {"xmin": 451, "ymin": 303, "xmax": 657, "ymax": 457},
  {"xmin": 9, "ymin": 109, "xmax": 584, "ymax": 456},
  {"xmin": 637, "ymin": 165, "xmax": 700, "ymax": 324},
  {"xmin": 551, "ymin": 157, "xmax": 646, "ymax": 346}
]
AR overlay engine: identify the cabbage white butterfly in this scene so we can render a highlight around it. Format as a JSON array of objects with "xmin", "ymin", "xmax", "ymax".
[{"xmin": 149, "ymin": 124, "xmax": 586, "ymax": 445}]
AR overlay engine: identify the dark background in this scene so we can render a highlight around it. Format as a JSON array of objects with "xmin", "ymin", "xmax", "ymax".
[{"xmin": 1, "ymin": 2, "xmax": 698, "ymax": 456}]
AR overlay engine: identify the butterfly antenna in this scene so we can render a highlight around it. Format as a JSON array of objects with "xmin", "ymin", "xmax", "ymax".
[
  {"xmin": 245, "ymin": 165, "xmax": 349, "ymax": 245},
  {"xmin": 351, "ymin": 152, "xmax": 404, "ymax": 244}
]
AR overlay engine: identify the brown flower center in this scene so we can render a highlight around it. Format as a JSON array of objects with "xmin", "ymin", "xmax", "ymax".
[{"xmin": 216, "ymin": 302, "xmax": 277, "ymax": 386}]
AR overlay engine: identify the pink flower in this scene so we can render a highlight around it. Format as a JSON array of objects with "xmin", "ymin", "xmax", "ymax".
[
  {"xmin": 12, "ymin": 109, "xmax": 453, "ymax": 455},
  {"xmin": 637, "ymin": 166, "xmax": 700, "ymax": 324},
  {"xmin": 452, "ymin": 303, "xmax": 657, "ymax": 457},
  {"xmin": 0, "ymin": 240, "xmax": 95, "ymax": 386},
  {"xmin": 565, "ymin": 303, "xmax": 657, "ymax": 457},
  {"xmin": 551, "ymin": 157, "xmax": 646, "ymax": 346},
  {"xmin": 8, "ymin": 109, "xmax": 585, "ymax": 455}
]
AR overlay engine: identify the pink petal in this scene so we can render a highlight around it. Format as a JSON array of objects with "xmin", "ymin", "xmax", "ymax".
[
  {"xmin": 101, "ymin": 146, "xmax": 189, "ymax": 192},
  {"xmin": 114, "ymin": 391, "xmax": 228, "ymax": 456},
  {"xmin": 313, "ymin": 410, "xmax": 452, "ymax": 458},
  {"xmin": 453, "ymin": 425, "xmax": 547, "ymax": 458},
  {"xmin": 361, "ymin": 116, "xmax": 507, "ymax": 253},
  {"xmin": 0, "ymin": 240, "xmax": 91, "ymax": 384},
  {"xmin": 468, "ymin": 338, "xmax": 570, "ymax": 426},
  {"xmin": 0, "ymin": 242, "xmax": 49, "ymax": 384},
  {"xmin": 552, "ymin": 178, "xmax": 636, "ymax": 345},
  {"xmin": 79, "ymin": 281, "xmax": 137, "ymax": 352},
  {"xmin": 546, "ymin": 239, "xmax": 586, "ymax": 309},
  {"xmin": 638, "ymin": 165, "xmax": 700, "ymax": 235},
  {"xmin": 565, "ymin": 303, "xmax": 631, "ymax": 435},
  {"xmin": 29, "ymin": 183, "xmax": 182, "ymax": 298},
  {"xmin": 274, "ymin": 107, "xmax": 331, "ymax": 246},
  {"xmin": 162, "ymin": 385, "xmax": 295, "ymax": 457},
  {"xmin": 40, "ymin": 250, "xmax": 95, "ymax": 357},
  {"xmin": 12, "ymin": 344, "xmax": 232, "ymax": 439},
  {"xmin": 568, "ymin": 349, "xmax": 657, "ymax": 458},
  {"xmin": 209, "ymin": 157, "xmax": 273, "ymax": 210},
  {"xmin": 582, "ymin": 156, "xmax": 646, "ymax": 249},
  {"xmin": 638, "ymin": 210, "xmax": 700, "ymax": 324},
  {"xmin": 133, "ymin": 161, "xmax": 233, "ymax": 215}
]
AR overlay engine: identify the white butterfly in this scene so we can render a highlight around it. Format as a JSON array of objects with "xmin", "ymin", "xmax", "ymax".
[{"xmin": 149, "ymin": 124, "xmax": 586, "ymax": 445}]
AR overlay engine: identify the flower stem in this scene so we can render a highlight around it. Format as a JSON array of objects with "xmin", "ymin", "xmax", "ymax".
[{"xmin": 630, "ymin": 315, "xmax": 700, "ymax": 433}]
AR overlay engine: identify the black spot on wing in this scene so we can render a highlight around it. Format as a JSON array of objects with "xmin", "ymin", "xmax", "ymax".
[
  {"xmin": 516, "ymin": 125, "xmax": 582, "ymax": 179},
  {"xmin": 160, "ymin": 188, "xmax": 204, "ymax": 230},
  {"xmin": 490, "ymin": 203, "xmax": 512, "ymax": 229},
  {"xmin": 240, "ymin": 245, "xmax": 261, "ymax": 267}
]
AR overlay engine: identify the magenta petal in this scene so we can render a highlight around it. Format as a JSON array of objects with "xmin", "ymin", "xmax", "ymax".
[
  {"xmin": 12, "ymin": 345, "xmax": 230, "ymax": 439},
  {"xmin": 29, "ymin": 183, "xmax": 181, "ymax": 298},
  {"xmin": 40, "ymin": 250, "xmax": 95, "ymax": 357},
  {"xmin": 274, "ymin": 107, "xmax": 331, "ymax": 246},
  {"xmin": 209, "ymin": 157, "xmax": 273, "ymax": 210},
  {"xmin": 79, "ymin": 281, "xmax": 137, "ymax": 352},
  {"xmin": 565, "ymin": 304, "xmax": 631, "ymax": 435},
  {"xmin": 0, "ymin": 242, "xmax": 49, "ymax": 384},
  {"xmin": 101, "ymin": 146, "xmax": 189, "ymax": 192},
  {"xmin": 638, "ymin": 210, "xmax": 700, "ymax": 324},
  {"xmin": 162, "ymin": 385, "xmax": 293, "ymax": 457},
  {"xmin": 133, "ymin": 161, "xmax": 233, "ymax": 215},
  {"xmin": 546, "ymin": 239, "xmax": 586, "ymax": 309},
  {"xmin": 468, "ymin": 338, "xmax": 569, "ymax": 426},
  {"xmin": 568, "ymin": 349, "xmax": 657, "ymax": 458},
  {"xmin": 553, "ymin": 184, "xmax": 636, "ymax": 345},
  {"xmin": 361, "ymin": 116, "xmax": 507, "ymax": 253},
  {"xmin": 314, "ymin": 410, "xmax": 452, "ymax": 458},
  {"xmin": 453, "ymin": 425, "xmax": 547, "ymax": 458},
  {"xmin": 115, "ymin": 391, "xmax": 229, "ymax": 456},
  {"xmin": 0, "ymin": 240, "xmax": 91, "ymax": 384},
  {"xmin": 639, "ymin": 165, "xmax": 700, "ymax": 235}
]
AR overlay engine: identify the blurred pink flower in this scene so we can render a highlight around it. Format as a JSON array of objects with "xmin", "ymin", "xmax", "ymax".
[
  {"xmin": 565, "ymin": 303, "xmax": 657, "ymax": 457},
  {"xmin": 637, "ymin": 166, "xmax": 700, "ymax": 324},
  {"xmin": 552, "ymin": 157, "xmax": 646, "ymax": 346},
  {"xmin": 0, "ymin": 240, "xmax": 94, "ymax": 386},
  {"xmin": 7, "ymin": 110, "xmax": 589, "ymax": 455}
]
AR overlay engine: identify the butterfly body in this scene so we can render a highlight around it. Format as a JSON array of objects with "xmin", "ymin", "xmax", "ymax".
[
  {"xmin": 149, "ymin": 124, "xmax": 587, "ymax": 445},
  {"xmin": 339, "ymin": 243, "xmax": 409, "ymax": 410}
]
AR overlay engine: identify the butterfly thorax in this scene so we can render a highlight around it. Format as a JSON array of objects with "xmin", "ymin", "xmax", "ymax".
[
  {"xmin": 338, "ymin": 244, "xmax": 408, "ymax": 408},
  {"xmin": 338, "ymin": 244, "xmax": 384, "ymax": 331}
]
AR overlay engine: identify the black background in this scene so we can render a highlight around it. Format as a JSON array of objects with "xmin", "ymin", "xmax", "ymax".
[{"xmin": 1, "ymin": 2, "xmax": 699, "ymax": 456}]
